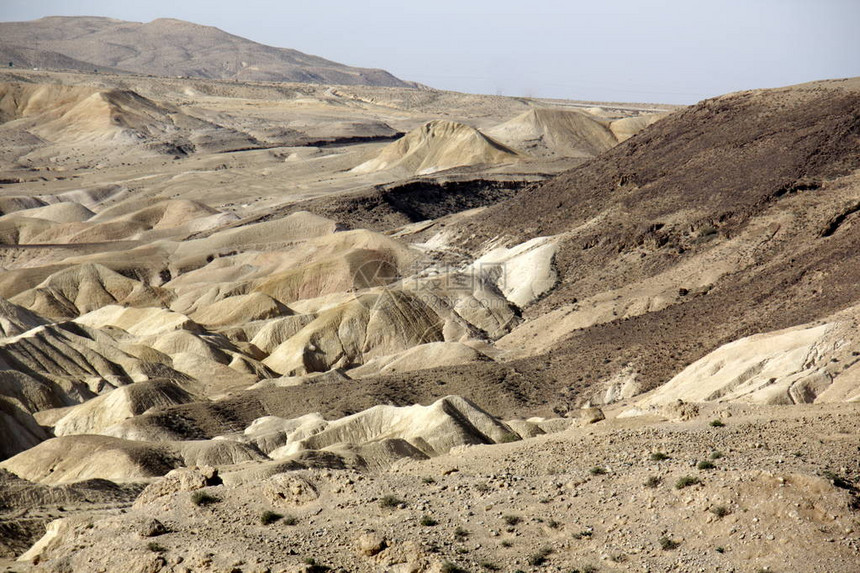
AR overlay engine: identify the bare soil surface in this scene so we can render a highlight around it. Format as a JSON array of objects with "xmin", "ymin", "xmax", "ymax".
[
  {"xmin": 0, "ymin": 66, "xmax": 857, "ymax": 572},
  {"xmin": 4, "ymin": 403, "xmax": 857, "ymax": 573}
]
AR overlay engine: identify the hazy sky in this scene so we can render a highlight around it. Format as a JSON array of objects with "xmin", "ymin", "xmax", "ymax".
[{"xmin": 1, "ymin": 0, "xmax": 858, "ymax": 103}]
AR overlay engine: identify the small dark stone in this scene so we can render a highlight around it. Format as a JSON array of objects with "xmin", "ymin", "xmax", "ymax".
[{"xmin": 142, "ymin": 519, "xmax": 168, "ymax": 537}]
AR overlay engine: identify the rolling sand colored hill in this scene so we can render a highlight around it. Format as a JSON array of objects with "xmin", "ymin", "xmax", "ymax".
[
  {"xmin": 9, "ymin": 263, "xmax": 172, "ymax": 319},
  {"xmin": 353, "ymin": 120, "xmax": 520, "ymax": 175},
  {"xmin": 0, "ymin": 434, "xmax": 265, "ymax": 485},
  {"xmin": 0, "ymin": 82, "xmax": 259, "ymax": 160},
  {"xmin": 0, "ymin": 198, "xmax": 235, "ymax": 246},
  {"xmin": 609, "ymin": 112, "xmax": 664, "ymax": 141},
  {"xmin": 52, "ymin": 380, "xmax": 196, "ymax": 437},
  {"xmin": 348, "ymin": 341, "xmax": 491, "ymax": 378},
  {"xmin": 0, "ymin": 298, "xmax": 47, "ymax": 338},
  {"xmin": 2, "ymin": 395, "xmax": 545, "ymax": 486},
  {"xmin": 486, "ymin": 108, "xmax": 620, "ymax": 158},
  {"xmin": 1, "ymin": 83, "xmax": 180, "ymax": 143},
  {"xmin": 5, "ymin": 202, "xmax": 95, "ymax": 224}
]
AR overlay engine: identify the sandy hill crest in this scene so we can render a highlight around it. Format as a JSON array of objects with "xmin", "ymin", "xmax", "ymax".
[
  {"xmin": 9, "ymin": 263, "xmax": 173, "ymax": 319},
  {"xmin": 0, "ymin": 298, "xmax": 47, "ymax": 338},
  {"xmin": 353, "ymin": 119, "xmax": 520, "ymax": 175},
  {"xmin": 0, "ymin": 83, "xmax": 172, "ymax": 138},
  {"xmin": 52, "ymin": 380, "xmax": 197, "ymax": 437},
  {"xmin": 0, "ymin": 16, "xmax": 411, "ymax": 87},
  {"xmin": 0, "ymin": 395, "xmax": 549, "ymax": 485},
  {"xmin": 0, "ymin": 82, "xmax": 258, "ymax": 154},
  {"xmin": 487, "ymin": 108, "xmax": 620, "ymax": 158}
]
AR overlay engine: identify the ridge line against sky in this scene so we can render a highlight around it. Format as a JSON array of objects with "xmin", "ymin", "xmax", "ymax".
[{"xmin": 1, "ymin": 0, "xmax": 858, "ymax": 104}]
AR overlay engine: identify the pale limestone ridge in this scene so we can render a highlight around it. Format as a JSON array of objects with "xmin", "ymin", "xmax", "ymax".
[
  {"xmin": 53, "ymin": 380, "xmax": 196, "ymax": 437},
  {"xmin": 632, "ymin": 304, "xmax": 860, "ymax": 408}
]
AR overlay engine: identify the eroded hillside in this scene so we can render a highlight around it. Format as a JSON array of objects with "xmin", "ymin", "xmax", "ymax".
[{"xmin": 0, "ymin": 69, "xmax": 857, "ymax": 572}]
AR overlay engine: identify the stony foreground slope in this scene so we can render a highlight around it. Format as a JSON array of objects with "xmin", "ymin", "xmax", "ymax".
[{"xmin": 9, "ymin": 402, "xmax": 860, "ymax": 572}]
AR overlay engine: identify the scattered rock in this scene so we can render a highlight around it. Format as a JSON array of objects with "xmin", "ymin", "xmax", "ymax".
[
  {"xmin": 580, "ymin": 407, "xmax": 605, "ymax": 424},
  {"xmin": 264, "ymin": 473, "xmax": 319, "ymax": 507},
  {"xmin": 356, "ymin": 532, "xmax": 388, "ymax": 556},
  {"xmin": 140, "ymin": 518, "xmax": 168, "ymax": 537},
  {"xmin": 134, "ymin": 465, "xmax": 220, "ymax": 508}
]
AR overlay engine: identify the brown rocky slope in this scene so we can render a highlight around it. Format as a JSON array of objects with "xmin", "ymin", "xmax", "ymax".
[{"xmin": 407, "ymin": 79, "xmax": 860, "ymax": 409}]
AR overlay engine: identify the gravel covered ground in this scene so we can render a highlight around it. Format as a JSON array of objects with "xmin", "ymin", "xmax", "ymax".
[{"xmin": 7, "ymin": 402, "xmax": 858, "ymax": 573}]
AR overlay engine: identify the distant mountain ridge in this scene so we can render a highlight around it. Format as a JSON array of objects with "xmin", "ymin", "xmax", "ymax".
[{"xmin": 0, "ymin": 16, "xmax": 413, "ymax": 87}]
